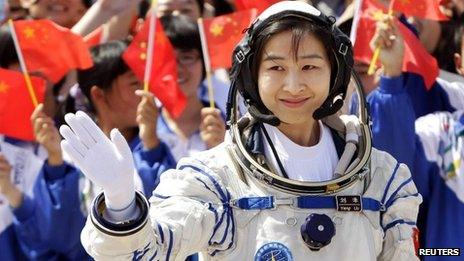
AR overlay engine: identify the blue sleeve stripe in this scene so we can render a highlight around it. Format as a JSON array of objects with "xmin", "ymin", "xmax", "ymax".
[
  {"xmin": 381, "ymin": 163, "xmax": 400, "ymax": 205},
  {"xmin": 179, "ymin": 164, "xmax": 229, "ymax": 202},
  {"xmin": 194, "ymin": 177, "xmax": 220, "ymax": 199},
  {"xmin": 210, "ymin": 205, "xmax": 236, "ymax": 256},
  {"xmin": 383, "ymin": 219, "xmax": 416, "ymax": 231},
  {"xmin": 153, "ymin": 193, "xmax": 170, "ymax": 199},
  {"xmin": 385, "ymin": 177, "xmax": 413, "ymax": 209},
  {"xmin": 385, "ymin": 192, "xmax": 420, "ymax": 210},
  {"xmin": 157, "ymin": 223, "xmax": 165, "ymax": 244},
  {"xmin": 209, "ymin": 206, "xmax": 227, "ymax": 244},
  {"xmin": 217, "ymin": 206, "xmax": 232, "ymax": 245},
  {"xmin": 148, "ymin": 250, "xmax": 158, "ymax": 261},
  {"xmin": 179, "ymin": 163, "xmax": 235, "ymax": 255},
  {"xmin": 225, "ymin": 206, "xmax": 236, "ymax": 251},
  {"xmin": 207, "ymin": 202, "xmax": 219, "ymax": 224},
  {"xmin": 132, "ymin": 243, "xmax": 151, "ymax": 260},
  {"xmin": 165, "ymin": 227, "xmax": 173, "ymax": 261}
]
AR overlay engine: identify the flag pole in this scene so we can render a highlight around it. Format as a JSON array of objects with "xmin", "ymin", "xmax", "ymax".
[
  {"xmin": 367, "ymin": 0, "xmax": 396, "ymax": 75},
  {"xmin": 143, "ymin": 0, "xmax": 158, "ymax": 92},
  {"xmin": 8, "ymin": 19, "xmax": 38, "ymax": 107},
  {"xmin": 197, "ymin": 18, "xmax": 215, "ymax": 109}
]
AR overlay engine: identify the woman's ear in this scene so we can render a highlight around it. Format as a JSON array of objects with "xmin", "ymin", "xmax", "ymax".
[
  {"xmin": 90, "ymin": 86, "xmax": 106, "ymax": 111},
  {"xmin": 454, "ymin": 53, "xmax": 463, "ymax": 76}
]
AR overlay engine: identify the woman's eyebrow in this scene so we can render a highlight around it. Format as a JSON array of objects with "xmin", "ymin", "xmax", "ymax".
[
  {"xmin": 299, "ymin": 54, "xmax": 324, "ymax": 60},
  {"xmin": 262, "ymin": 54, "xmax": 285, "ymax": 61},
  {"xmin": 262, "ymin": 53, "xmax": 324, "ymax": 61}
]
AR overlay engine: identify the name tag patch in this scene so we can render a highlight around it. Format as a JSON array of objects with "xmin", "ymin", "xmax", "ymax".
[{"xmin": 336, "ymin": 195, "xmax": 362, "ymax": 212}]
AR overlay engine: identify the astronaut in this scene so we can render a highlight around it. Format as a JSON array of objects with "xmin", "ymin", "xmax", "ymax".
[{"xmin": 59, "ymin": 1, "xmax": 421, "ymax": 260}]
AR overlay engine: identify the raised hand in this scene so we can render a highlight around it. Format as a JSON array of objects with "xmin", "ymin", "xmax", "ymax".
[
  {"xmin": 135, "ymin": 90, "xmax": 160, "ymax": 150},
  {"xmin": 31, "ymin": 104, "xmax": 62, "ymax": 166},
  {"xmin": 370, "ymin": 15, "xmax": 405, "ymax": 77},
  {"xmin": 0, "ymin": 154, "xmax": 22, "ymax": 208},
  {"xmin": 200, "ymin": 107, "xmax": 226, "ymax": 149},
  {"xmin": 59, "ymin": 111, "xmax": 135, "ymax": 211}
]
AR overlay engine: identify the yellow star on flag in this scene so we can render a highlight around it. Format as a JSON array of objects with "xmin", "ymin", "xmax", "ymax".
[
  {"xmin": 140, "ymin": 52, "xmax": 147, "ymax": 60},
  {"xmin": 371, "ymin": 10, "xmax": 385, "ymax": 21},
  {"xmin": 0, "ymin": 81, "xmax": 9, "ymax": 93},
  {"xmin": 140, "ymin": 41, "xmax": 147, "ymax": 49},
  {"xmin": 210, "ymin": 23, "xmax": 224, "ymax": 37},
  {"xmin": 23, "ymin": 26, "xmax": 35, "ymax": 39}
]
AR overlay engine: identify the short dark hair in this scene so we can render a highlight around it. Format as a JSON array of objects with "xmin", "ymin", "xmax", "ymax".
[
  {"xmin": 251, "ymin": 16, "xmax": 337, "ymax": 88},
  {"xmin": 161, "ymin": 14, "xmax": 202, "ymax": 54},
  {"xmin": 81, "ymin": 0, "xmax": 93, "ymax": 8},
  {"xmin": 160, "ymin": 14, "xmax": 205, "ymax": 78},
  {"xmin": 195, "ymin": 0, "xmax": 205, "ymax": 15},
  {"xmin": 0, "ymin": 25, "xmax": 19, "ymax": 68},
  {"xmin": 77, "ymin": 41, "xmax": 129, "ymax": 112}
]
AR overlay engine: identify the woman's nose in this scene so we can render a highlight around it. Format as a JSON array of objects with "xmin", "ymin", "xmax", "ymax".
[{"xmin": 283, "ymin": 71, "xmax": 305, "ymax": 94}]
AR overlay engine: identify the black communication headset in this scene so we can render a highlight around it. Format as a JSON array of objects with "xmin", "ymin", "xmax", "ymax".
[
  {"xmin": 224, "ymin": 2, "xmax": 372, "ymax": 195},
  {"xmin": 226, "ymin": 3, "xmax": 354, "ymax": 126}
]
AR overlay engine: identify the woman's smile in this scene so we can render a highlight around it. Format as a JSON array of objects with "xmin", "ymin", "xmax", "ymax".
[{"xmin": 279, "ymin": 97, "xmax": 310, "ymax": 108}]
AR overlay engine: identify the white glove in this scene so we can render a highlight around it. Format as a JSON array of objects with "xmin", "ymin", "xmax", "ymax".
[{"xmin": 59, "ymin": 111, "xmax": 135, "ymax": 212}]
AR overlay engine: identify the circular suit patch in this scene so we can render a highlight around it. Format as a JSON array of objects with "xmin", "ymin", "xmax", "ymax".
[{"xmin": 254, "ymin": 242, "xmax": 293, "ymax": 261}]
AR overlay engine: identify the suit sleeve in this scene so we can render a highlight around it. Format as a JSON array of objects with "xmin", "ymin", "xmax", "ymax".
[
  {"xmin": 367, "ymin": 75, "xmax": 417, "ymax": 169},
  {"xmin": 81, "ymin": 156, "xmax": 235, "ymax": 260},
  {"xmin": 31, "ymin": 160, "xmax": 88, "ymax": 259}
]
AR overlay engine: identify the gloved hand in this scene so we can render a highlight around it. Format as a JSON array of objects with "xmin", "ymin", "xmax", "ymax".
[{"xmin": 59, "ymin": 111, "xmax": 135, "ymax": 211}]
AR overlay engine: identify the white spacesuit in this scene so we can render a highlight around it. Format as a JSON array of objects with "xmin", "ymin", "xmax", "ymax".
[{"xmin": 60, "ymin": 2, "xmax": 421, "ymax": 261}]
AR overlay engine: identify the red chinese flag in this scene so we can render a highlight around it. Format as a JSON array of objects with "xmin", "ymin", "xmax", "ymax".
[
  {"xmin": 392, "ymin": 0, "xmax": 448, "ymax": 21},
  {"xmin": 0, "ymin": 68, "xmax": 46, "ymax": 141},
  {"xmin": 84, "ymin": 26, "xmax": 105, "ymax": 48},
  {"xmin": 13, "ymin": 19, "xmax": 93, "ymax": 83},
  {"xmin": 123, "ymin": 17, "xmax": 186, "ymax": 118},
  {"xmin": 353, "ymin": 0, "xmax": 439, "ymax": 89},
  {"xmin": 203, "ymin": 9, "xmax": 258, "ymax": 70},
  {"xmin": 234, "ymin": 0, "xmax": 280, "ymax": 14}
]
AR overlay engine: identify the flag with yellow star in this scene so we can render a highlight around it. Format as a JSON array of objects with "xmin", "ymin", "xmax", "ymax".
[
  {"xmin": 0, "ymin": 68, "xmax": 45, "ymax": 141},
  {"xmin": 123, "ymin": 16, "xmax": 186, "ymax": 118},
  {"xmin": 392, "ymin": 0, "xmax": 448, "ymax": 21},
  {"xmin": 353, "ymin": 0, "xmax": 438, "ymax": 89},
  {"xmin": 13, "ymin": 19, "xmax": 93, "ymax": 83},
  {"xmin": 203, "ymin": 9, "xmax": 257, "ymax": 69}
]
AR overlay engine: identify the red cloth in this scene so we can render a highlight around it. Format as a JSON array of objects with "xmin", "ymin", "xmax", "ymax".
[
  {"xmin": 392, "ymin": 0, "xmax": 448, "ymax": 21},
  {"xmin": 353, "ymin": 0, "xmax": 439, "ymax": 89},
  {"xmin": 13, "ymin": 19, "xmax": 93, "ymax": 83},
  {"xmin": 0, "ymin": 68, "xmax": 45, "ymax": 141},
  {"xmin": 203, "ymin": 9, "xmax": 257, "ymax": 70},
  {"xmin": 123, "ymin": 17, "xmax": 186, "ymax": 118},
  {"xmin": 234, "ymin": 0, "xmax": 280, "ymax": 14},
  {"xmin": 84, "ymin": 26, "xmax": 104, "ymax": 48}
]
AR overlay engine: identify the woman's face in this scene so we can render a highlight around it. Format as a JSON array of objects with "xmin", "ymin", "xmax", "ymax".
[
  {"xmin": 104, "ymin": 70, "xmax": 141, "ymax": 128},
  {"xmin": 157, "ymin": 0, "xmax": 202, "ymax": 20},
  {"xmin": 21, "ymin": 0, "xmax": 87, "ymax": 28},
  {"xmin": 175, "ymin": 49, "xmax": 203, "ymax": 99},
  {"xmin": 407, "ymin": 17, "xmax": 441, "ymax": 53},
  {"xmin": 258, "ymin": 30, "xmax": 331, "ymax": 126}
]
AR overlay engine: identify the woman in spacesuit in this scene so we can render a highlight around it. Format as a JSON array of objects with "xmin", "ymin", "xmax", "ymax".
[{"xmin": 59, "ymin": 1, "xmax": 421, "ymax": 260}]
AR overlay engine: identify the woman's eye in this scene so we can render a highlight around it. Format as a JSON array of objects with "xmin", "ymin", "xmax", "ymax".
[
  {"xmin": 302, "ymin": 65, "xmax": 316, "ymax": 71},
  {"xmin": 269, "ymin": 66, "xmax": 283, "ymax": 71}
]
